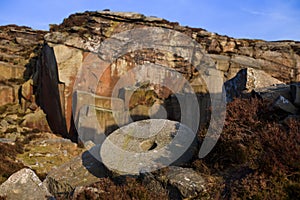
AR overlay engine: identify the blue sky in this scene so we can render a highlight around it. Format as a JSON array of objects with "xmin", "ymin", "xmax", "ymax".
[{"xmin": 0, "ymin": 0, "xmax": 299, "ymax": 41}]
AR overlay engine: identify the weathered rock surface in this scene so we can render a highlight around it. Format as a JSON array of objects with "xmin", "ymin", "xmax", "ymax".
[
  {"xmin": 0, "ymin": 84, "xmax": 15, "ymax": 106},
  {"xmin": 0, "ymin": 168, "xmax": 51, "ymax": 200},
  {"xmin": 47, "ymin": 11, "xmax": 300, "ymax": 84},
  {"xmin": 43, "ymin": 150, "xmax": 110, "ymax": 196},
  {"xmin": 157, "ymin": 166, "xmax": 206, "ymax": 199},
  {"xmin": 26, "ymin": 11, "xmax": 300, "ymax": 139},
  {"xmin": 0, "ymin": 25, "xmax": 46, "ymax": 77},
  {"xmin": 0, "ymin": 25, "xmax": 46, "ymax": 106},
  {"xmin": 0, "ymin": 11, "xmax": 299, "ymax": 139},
  {"xmin": 253, "ymin": 84, "xmax": 292, "ymax": 102},
  {"xmin": 21, "ymin": 108, "xmax": 51, "ymax": 132},
  {"xmin": 100, "ymin": 119, "xmax": 198, "ymax": 175},
  {"xmin": 16, "ymin": 132, "xmax": 84, "ymax": 177},
  {"xmin": 225, "ymin": 68, "xmax": 284, "ymax": 102}
]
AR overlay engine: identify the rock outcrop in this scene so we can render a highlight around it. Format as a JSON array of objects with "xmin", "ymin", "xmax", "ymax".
[
  {"xmin": 0, "ymin": 11, "xmax": 299, "ymax": 140},
  {"xmin": 27, "ymin": 11, "xmax": 300, "ymax": 140},
  {"xmin": 0, "ymin": 25, "xmax": 46, "ymax": 106}
]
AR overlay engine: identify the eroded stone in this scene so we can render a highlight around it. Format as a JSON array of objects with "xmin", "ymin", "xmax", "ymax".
[
  {"xmin": 100, "ymin": 119, "xmax": 198, "ymax": 175},
  {"xmin": 0, "ymin": 168, "xmax": 51, "ymax": 200}
]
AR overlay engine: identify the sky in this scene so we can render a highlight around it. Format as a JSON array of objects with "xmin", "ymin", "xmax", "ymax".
[{"xmin": 0, "ymin": 0, "xmax": 299, "ymax": 41}]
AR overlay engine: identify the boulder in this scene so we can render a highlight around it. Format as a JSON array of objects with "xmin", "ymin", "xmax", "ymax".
[
  {"xmin": 20, "ymin": 79, "xmax": 39, "ymax": 111},
  {"xmin": 43, "ymin": 150, "xmax": 110, "ymax": 196},
  {"xmin": 222, "ymin": 40, "xmax": 236, "ymax": 53},
  {"xmin": 51, "ymin": 44, "xmax": 83, "ymax": 132},
  {"xmin": 0, "ymin": 168, "xmax": 51, "ymax": 200},
  {"xmin": 0, "ymin": 119, "xmax": 9, "ymax": 133},
  {"xmin": 208, "ymin": 39, "xmax": 222, "ymax": 54},
  {"xmin": 246, "ymin": 68, "xmax": 283, "ymax": 89},
  {"xmin": 225, "ymin": 68, "xmax": 284, "ymax": 102},
  {"xmin": 156, "ymin": 166, "xmax": 206, "ymax": 199}
]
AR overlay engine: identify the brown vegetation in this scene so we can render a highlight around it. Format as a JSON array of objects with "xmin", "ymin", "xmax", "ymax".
[
  {"xmin": 195, "ymin": 97, "xmax": 300, "ymax": 199},
  {"xmin": 0, "ymin": 142, "xmax": 24, "ymax": 184},
  {"xmin": 57, "ymin": 177, "xmax": 168, "ymax": 200}
]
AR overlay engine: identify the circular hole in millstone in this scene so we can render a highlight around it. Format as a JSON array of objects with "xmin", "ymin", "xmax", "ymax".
[{"xmin": 140, "ymin": 140, "xmax": 158, "ymax": 151}]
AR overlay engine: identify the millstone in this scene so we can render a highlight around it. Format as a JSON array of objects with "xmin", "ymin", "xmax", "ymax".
[{"xmin": 99, "ymin": 119, "xmax": 197, "ymax": 175}]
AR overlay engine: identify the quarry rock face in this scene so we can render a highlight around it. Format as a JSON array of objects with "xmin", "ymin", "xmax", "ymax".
[
  {"xmin": 28, "ymin": 11, "xmax": 300, "ymax": 139},
  {"xmin": 1, "ymin": 11, "xmax": 300, "ymax": 140},
  {"xmin": 0, "ymin": 25, "xmax": 46, "ymax": 106}
]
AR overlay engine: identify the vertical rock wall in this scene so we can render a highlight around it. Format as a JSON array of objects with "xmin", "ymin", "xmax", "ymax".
[{"xmin": 35, "ymin": 44, "xmax": 69, "ymax": 138}]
